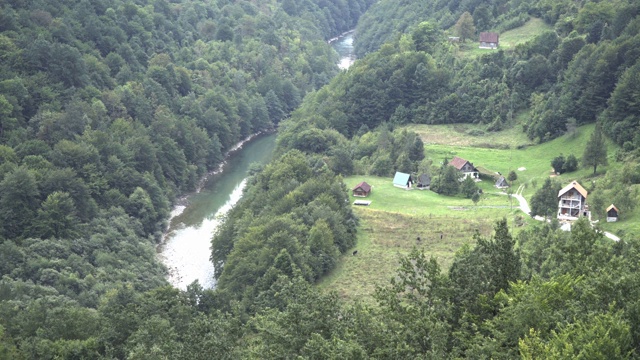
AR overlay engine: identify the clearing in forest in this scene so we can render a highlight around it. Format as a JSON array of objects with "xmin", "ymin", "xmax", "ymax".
[
  {"xmin": 318, "ymin": 123, "xmax": 626, "ymax": 302},
  {"xmin": 457, "ymin": 17, "xmax": 553, "ymax": 57}
]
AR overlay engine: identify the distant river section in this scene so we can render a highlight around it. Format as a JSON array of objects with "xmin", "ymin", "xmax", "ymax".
[
  {"xmin": 330, "ymin": 31, "xmax": 356, "ymax": 69},
  {"xmin": 158, "ymin": 30, "xmax": 357, "ymax": 291},
  {"xmin": 157, "ymin": 133, "xmax": 276, "ymax": 290}
]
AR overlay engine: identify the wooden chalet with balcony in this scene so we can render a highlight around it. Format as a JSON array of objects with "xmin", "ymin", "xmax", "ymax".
[{"xmin": 557, "ymin": 181, "xmax": 588, "ymax": 220}]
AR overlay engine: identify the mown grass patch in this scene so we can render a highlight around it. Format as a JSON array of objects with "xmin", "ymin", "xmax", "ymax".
[
  {"xmin": 344, "ymin": 175, "xmax": 514, "ymax": 214},
  {"xmin": 317, "ymin": 207, "xmax": 496, "ymax": 303},
  {"xmin": 417, "ymin": 123, "xmax": 620, "ymax": 198},
  {"xmin": 499, "ymin": 18, "xmax": 551, "ymax": 49},
  {"xmin": 405, "ymin": 123, "xmax": 530, "ymax": 148}
]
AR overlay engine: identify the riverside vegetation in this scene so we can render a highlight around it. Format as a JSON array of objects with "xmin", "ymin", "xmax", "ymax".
[{"xmin": 2, "ymin": 0, "xmax": 640, "ymax": 358}]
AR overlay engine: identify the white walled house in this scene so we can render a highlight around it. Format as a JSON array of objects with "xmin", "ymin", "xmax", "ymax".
[{"xmin": 557, "ymin": 181, "xmax": 588, "ymax": 220}]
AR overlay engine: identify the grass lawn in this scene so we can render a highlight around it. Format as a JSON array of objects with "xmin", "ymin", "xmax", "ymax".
[
  {"xmin": 317, "ymin": 175, "xmax": 524, "ymax": 303},
  {"xmin": 316, "ymin": 207, "xmax": 500, "ymax": 303},
  {"xmin": 416, "ymin": 123, "xmax": 620, "ymax": 199},
  {"xmin": 457, "ymin": 18, "xmax": 552, "ymax": 58}
]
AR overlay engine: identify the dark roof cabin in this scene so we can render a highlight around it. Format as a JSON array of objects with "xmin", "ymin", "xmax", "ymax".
[
  {"xmin": 495, "ymin": 176, "xmax": 509, "ymax": 189},
  {"xmin": 393, "ymin": 172, "xmax": 413, "ymax": 188},
  {"xmin": 479, "ymin": 32, "xmax": 499, "ymax": 49},
  {"xmin": 416, "ymin": 173, "xmax": 431, "ymax": 189},
  {"xmin": 352, "ymin": 181, "xmax": 372, "ymax": 197},
  {"xmin": 607, "ymin": 204, "xmax": 619, "ymax": 222}
]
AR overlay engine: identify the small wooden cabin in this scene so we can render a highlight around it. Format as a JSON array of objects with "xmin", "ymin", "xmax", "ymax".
[
  {"xmin": 495, "ymin": 176, "xmax": 509, "ymax": 189},
  {"xmin": 352, "ymin": 181, "xmax": 372, "ymax": 197},
  {"xmin": 606, "ymin": 204, "xmax": 619, "ymax": 222},
  {"xmin": 393, "ymin": 172, "xmax": 413, "ymax": 189},
  {"xmin": 416, "ymin": 173, "xmax": 431, "ymax": 189},
  {"xmin": 479, "ymin": 32, "xmax": 499, "ymax": 49}
]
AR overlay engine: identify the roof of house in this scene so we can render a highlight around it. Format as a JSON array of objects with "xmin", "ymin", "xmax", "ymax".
[
  {"xmin": 479, "ymin": 32, "xmax": 499, "ymax": 43},
  {"xmin": 353, "ymin": 181, "xmax": 371, "ymax": 193},
  {"xmin": 393, "ymin": 172, "xmax": 411, "ymax": 186},
  {"xmin": 449, "ymin": 156, "xmax": 474, "ymax": 171},
  {"xmin": 558, "ymin": 180, "xmax": 588, "ymax": 198},
  {"xmin": 495, "ymin": 176, "xmax": 508, "ymax": 186},
  {"xmin": 607, "ymin": 204, "xmax": 619, "ymax": 213}
]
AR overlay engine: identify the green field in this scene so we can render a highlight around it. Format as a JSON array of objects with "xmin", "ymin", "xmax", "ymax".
[
  {"xmin": 319, "ymin": 123, "xmax": 627, "ymax": 302},
  {"xmin": 316, "ymin": 206, "xmax": 500, "ymax": 303}
]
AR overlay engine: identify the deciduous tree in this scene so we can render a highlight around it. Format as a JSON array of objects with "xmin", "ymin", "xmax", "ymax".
[
  {"xmin": 455, "ymin": 12, "xmax": 476, "ymax": 43},
  {"xmin": 582, "ymin": 122, "xmax": 608, "ymax": 175},
  {"xmin": 530, "ymin": 178, "xmax": 561, "ymax": 218}
]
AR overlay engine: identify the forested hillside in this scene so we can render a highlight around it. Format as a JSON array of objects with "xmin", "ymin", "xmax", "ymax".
[
  {"xmin": 0, "ymin": 0, "xmax": 375, "ymax": 357},
  {"xmin": 317, "ymin": 0, "xmax": 640, "ymax": 148}
]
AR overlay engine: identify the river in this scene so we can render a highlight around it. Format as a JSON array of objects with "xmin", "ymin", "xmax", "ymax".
[
  {"xmin": 158, "ymin": 32, "xmax": 356, "ymax": 291},
  {"xmin": 158, "ymin": 133, "xmax": 277, "ymax": 290},
  {"xmin": 331, "ymin": 31, "xmax": 356, "ymax": 70}
]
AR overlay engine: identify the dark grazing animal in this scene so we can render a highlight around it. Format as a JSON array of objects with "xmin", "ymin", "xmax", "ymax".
[{"xmin": 352, "ymin": 250, "xmax": 358, "ymax": 256}]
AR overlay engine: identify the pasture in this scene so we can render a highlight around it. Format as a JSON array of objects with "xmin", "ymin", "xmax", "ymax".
[{"xmin": 319, "ymin": 123, "xmax": 629, "ymax": 302}]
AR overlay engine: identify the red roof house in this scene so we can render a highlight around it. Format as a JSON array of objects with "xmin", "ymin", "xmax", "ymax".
[
  {"xmin": 479, "ymin": 32, "xmax": 499, "ymax": 49},
  {"xmin": 352, "ymin": 181, "xmax": 372, "ymax": 197},
  {"xmin": 449, "ymin": 156, "xmax": 479, "ymax": 179}
]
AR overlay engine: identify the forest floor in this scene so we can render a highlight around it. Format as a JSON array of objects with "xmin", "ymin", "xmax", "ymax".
[{"xmin": 318, "ymin": 123, "xmax": 630, "ymax": 303}]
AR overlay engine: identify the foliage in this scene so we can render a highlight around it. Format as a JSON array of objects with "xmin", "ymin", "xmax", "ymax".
[
  {"xmin": 530, "ymin": 178, "xmax": 562, "ymax": 218},
  {"xmin": 431, "ymin": 162, "xmax": 462, "ymax": 196},
  {"xmin": 455, "ymin": 12, "xmax": 476, "ymax": 43},
  {"xmin": 460, "ymin": 175, "xmax": 480, "ymax": 198},
  {"xmin": 582, "ymin": 122, "xmax": 609, "ymax": 174}
]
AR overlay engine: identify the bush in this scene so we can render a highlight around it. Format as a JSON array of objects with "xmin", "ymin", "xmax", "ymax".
[
  {"xmin": 551, "ymin": 155, "xmax": 565, "ymax": 174},
  {"xmin": 564, "ymin": 154, "xmax": 578, "ymax": 172}
]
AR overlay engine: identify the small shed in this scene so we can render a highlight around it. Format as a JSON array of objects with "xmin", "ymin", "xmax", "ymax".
[
  {"xmin": 352, "ymin": 181, "xmax": 372, "ymax": 197},
  {"xmin": 479, "ymin": 32, "xmax": 499, "ymax": 49},
  {"xmin": 416, "ymin": 173, "xmax": 431, "ymax": 189},
  {"xmin": 495, "ymin": 176, "xmax": 509, "ymax": 189},
  {"xmin": 606, "ymin": 204, "xmax": 619, "ymax": 222},
  {"xmin": 393, "ymin": 172, "xmax": 413, "ymax": 189}
]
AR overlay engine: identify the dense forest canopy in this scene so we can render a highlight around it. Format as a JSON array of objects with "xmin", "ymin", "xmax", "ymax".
[
  {"xmin": 3, "ymin": 0, "xmax": 640, "ymax": 357},
  {"xmin": 280, "ymin": 0, "xmax": 640, "ymax": 154},
  {"xmin": 0, "ymin": 0, "xmax": 375, "ymax": 357}
]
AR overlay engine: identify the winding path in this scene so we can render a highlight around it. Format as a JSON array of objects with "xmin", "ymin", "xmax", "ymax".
[{"xmin": 497, "ymin": 184, "xmax": 620, "ymax": 241}]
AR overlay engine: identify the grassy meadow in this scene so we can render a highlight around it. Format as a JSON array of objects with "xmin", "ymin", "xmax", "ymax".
[
  {"xmin": 457, "ymin": 17, "xmax": 552, "ymax": 58},
  {"xmin": 319, "ymin": 122, "xmax": 629, "ymax": 302}
]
